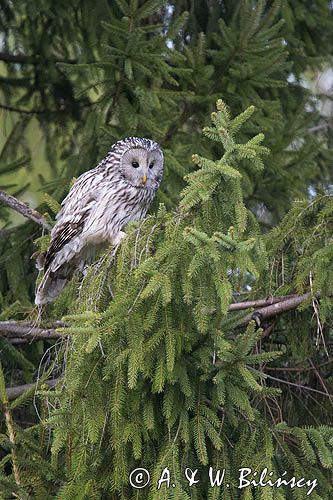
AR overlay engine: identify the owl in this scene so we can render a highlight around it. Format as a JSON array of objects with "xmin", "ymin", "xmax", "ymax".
[{"xmin": 35, "ymin": 137, "xmax": 164, "ymax": 305}]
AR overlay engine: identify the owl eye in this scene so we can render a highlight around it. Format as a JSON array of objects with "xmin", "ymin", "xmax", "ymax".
[
  {"xmin": 131, "ymin": 161, "xmax": 139, "ymax": 168},
  {"xmin": 149, "ymin": 162, "xmax": 154, "ymax": 169}
]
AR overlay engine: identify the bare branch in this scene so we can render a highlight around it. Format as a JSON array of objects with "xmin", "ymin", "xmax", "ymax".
[
  {"xmin": 265, "ymin": 359, "xmax": 333, "ymax": 372},
  {"xmin": 263, "ymin": 372, "xmax": 333, "ymax": 400},
  {"xmin": 228, "ymin": 295, "xmax": 297, "ymax": 311},
  {"xmin": 0, "ymin": 51, "xmax": 77, "ymax": 65},
  {"xmin": 308, "ymin": 122, "xmax": 330, "ymax": 134},
  {"xmin": 0, "ymin": 189, "xmax": 51, "ymax": 231},
  {"xmin": 0, "ymin": 321, "xmax": 62, "ymax": 340},
  {"xmin": 0, "ymin": 293, "xmax": 327, "ymax": 344},
  {"xmin": 308, "ymin": 358, "xmax": 333, "ymax": 407},
  {"xmin": 0, "ymin": 100, "xmax": 96, "ymax": 116},
  {"xmin": 236, "ymin": 292, "xmax": 314, "ymax": 327},
  {"xmin": 6, "ymin": 378, "xmax": 59, "ymax": 401},
  {"xmin": 0, "ymin": 229, "xmax": 10, "ymax": 238},
  {"xmin": 7, "ymin": 338, "xmax": 30, "ymax": 345},
  {"xmin": 0, "ymin": 102, "xmax": 64, "ymax": 115}
]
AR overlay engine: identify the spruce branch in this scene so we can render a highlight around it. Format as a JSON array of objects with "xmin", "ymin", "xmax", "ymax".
[
  {"xmin": 0, "ymin": 189, "xmax": 51, "ymax": 231},
  {"xmin": 0, "ymin": 362, "xmax": 21, "ymax": 487},
  {"xmin": 0, "ymin": 293, "xmax": 322, "ymax": 343}
]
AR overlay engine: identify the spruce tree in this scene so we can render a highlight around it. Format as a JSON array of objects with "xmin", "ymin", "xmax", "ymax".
[{"xmin": 0, "ymin": 1, "xmax": 332, "ymax": 498}]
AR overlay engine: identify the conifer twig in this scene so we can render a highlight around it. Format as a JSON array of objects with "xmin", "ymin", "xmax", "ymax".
[
  {"xmin": 0, "ymin": 362, "xmax": 21, "ymax": 487},
  {"xmin": 3, "ymin": 399, "xmax": 21, "ymax": 486},
  {"xmin": 0, "ymin": 189, "xmax": 51, "ymax": 231}
]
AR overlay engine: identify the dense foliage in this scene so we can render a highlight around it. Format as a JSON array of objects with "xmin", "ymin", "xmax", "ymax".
[{"xmin": 0, "ymin": 1, "xmax": 332, "ymax": 498}]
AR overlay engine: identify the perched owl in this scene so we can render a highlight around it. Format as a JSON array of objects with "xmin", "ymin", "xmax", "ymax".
[{"xmin": 35, "ymin": 137, "xmax": 163, "ymax": 305}]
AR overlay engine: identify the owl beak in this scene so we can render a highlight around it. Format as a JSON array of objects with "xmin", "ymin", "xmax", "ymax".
[{"xmin": 142, "ymin": 174, "xmax": 147, "ymax": 185}]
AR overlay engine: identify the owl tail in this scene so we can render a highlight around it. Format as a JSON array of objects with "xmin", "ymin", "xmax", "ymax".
[{"xmin": 35, "ymin": 266, "xmax": 71, "ymax": 305}]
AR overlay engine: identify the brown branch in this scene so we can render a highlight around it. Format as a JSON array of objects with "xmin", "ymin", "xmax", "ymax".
[
  {"xmin": 0, "ymin": 51, "xmax": 76, "ymax": 65},
  {"xmin": 0, "ymin": 51, "xmax": 35, "ymax": 64},
  {"xmin": 7, "ymin": 338, "xmax": 30, "ymax": 345},
  {"xmin": 265, "ymin": 359, "xmax": 333, "ymax": 372},
  {"xmin": 0, "ymin": 293, "xmax": 324, "ymax": 343},
  {"xmin": 0, "ymin": 99, "xmax": 96, "ymax": 115},
  {"xmin": 228, "ymin": 295, "xmax": 297, "ymax": 311},
  {"xmin": 308, "ymin": 122, "xmax": 330, "ymax": 134},
  {"xmin": 0, "ymin": 189, "xmax": 51, "ymax": 231},
  {"xmin": 0, "ymin": 229, "xmax": 10, "ymax": 238},
  {"xmin": 263, "ymin": 372, "xmax": 333, "ymax": 400},
  {"xmin": 261, "ymin": 320, "xmax": 276, "ymax": 339},
  {"xmin": 236, "ymin": 292, "xmax": 314, "ymax": 327},
  {"xmin": 0, "ymin": 321, "xmax": 62, "ymax": 340},
  {"xmin": 308, "ymin": 358, "xmax": 333, "ymax": 407},
  {"xmin": 0, "ymin": 102, "xmax": 64, "ymax": 115},
  {"xmin": 0, "ymin": 292, "xmax": 327, "ymax": 346},
  {"xmin": 106, "ymin": 79, "xmax": 124, "ymax": 124},
  {"xmin": 163, "ymin": 105, "xmax": 193, "ymax": 143},
  {"xmin": 6, "ymin": 378, "xmax": 59, "ymax": 401}
]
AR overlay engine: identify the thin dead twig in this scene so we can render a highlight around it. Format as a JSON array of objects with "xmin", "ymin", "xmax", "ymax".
[{"xmin": 0, "ymin": 189, "xmax": 51, "ymax": 231}]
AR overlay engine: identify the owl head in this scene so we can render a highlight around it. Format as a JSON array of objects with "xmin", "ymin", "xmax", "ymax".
[{"xmin": 111, "ymin": 137, "xmax": 163, "ymax": 191}]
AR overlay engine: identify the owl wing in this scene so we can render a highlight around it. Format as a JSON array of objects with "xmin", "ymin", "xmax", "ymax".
[{"xmin": 44, "ymin": 167, "xmax": 104, "ymax": 271}]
